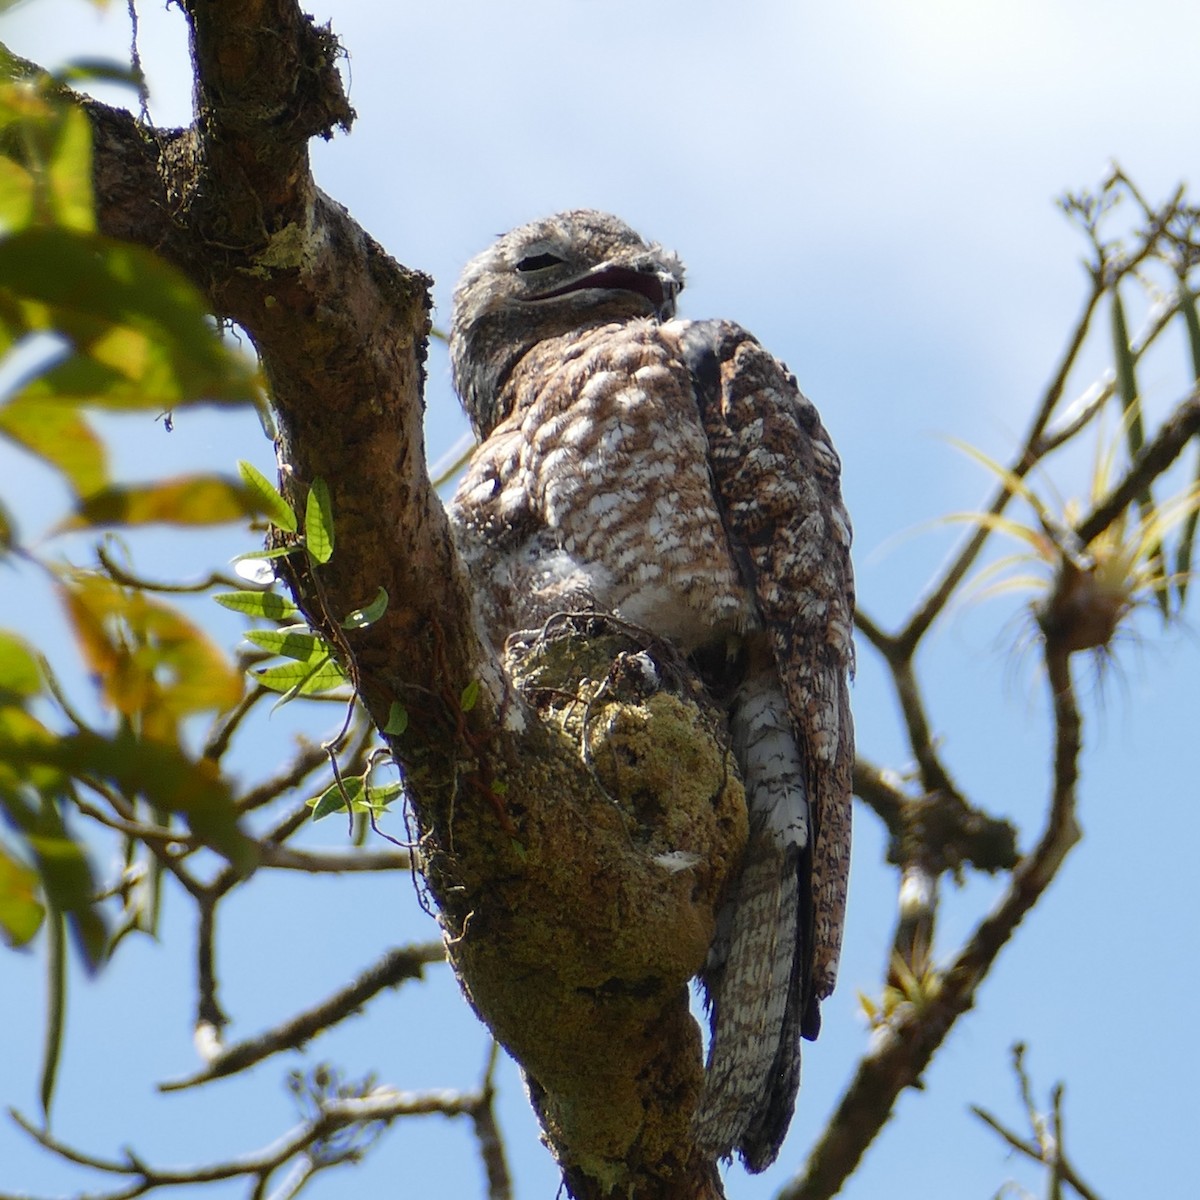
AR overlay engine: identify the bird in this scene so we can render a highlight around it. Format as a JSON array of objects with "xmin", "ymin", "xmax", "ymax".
[{"xmin": 444, "ymin": 209, "xmax": 854, "ymax": 1172}]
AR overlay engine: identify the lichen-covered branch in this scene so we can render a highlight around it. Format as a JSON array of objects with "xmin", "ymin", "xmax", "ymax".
[{"xmin": 31, "ymin": 4, "xmax": 750, "ymax": 1191}]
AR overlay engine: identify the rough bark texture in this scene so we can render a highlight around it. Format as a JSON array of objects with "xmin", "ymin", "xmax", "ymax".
[{"xmin": 54, "ymin": 3, "xmax": 741, "ymax": 1194}]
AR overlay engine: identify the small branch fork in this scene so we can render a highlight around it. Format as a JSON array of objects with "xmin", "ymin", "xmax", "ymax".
[
  {"xmin": 970, "ymin": 1044, "xmax": 1106, "ymax": 1200},
  {"xmin": 161, "ymin": 942, "xmax": 446, "ymax": 1091},
  {"xmin": 5, "ymin": 1042, "xmax": 511, "ymax": 1200},
  {"xmin": 787, "ymin": 175, "xmax": 1200, "ymax": 1199}
]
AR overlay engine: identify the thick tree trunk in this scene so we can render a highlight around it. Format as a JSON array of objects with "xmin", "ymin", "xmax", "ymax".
[{"xmin": 34, "ymin": 3, "xmax": 745, "ymax": 1193}]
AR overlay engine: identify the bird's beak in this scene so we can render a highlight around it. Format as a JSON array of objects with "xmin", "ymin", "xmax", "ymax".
[{"xmin": 527, "ymin": 261, "xmax": 681, "ymax": 318}]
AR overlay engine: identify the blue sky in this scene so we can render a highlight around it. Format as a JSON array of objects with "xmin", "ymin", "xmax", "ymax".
[{"xmin": 3, "ymin": 2, "xmax": 1199, "ymax": 1197}]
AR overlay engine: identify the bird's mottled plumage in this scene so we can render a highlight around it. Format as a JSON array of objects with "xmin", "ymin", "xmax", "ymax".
[{"xmin": 446, "ymin": 210, "xmax": 854, "ymax": 1171}]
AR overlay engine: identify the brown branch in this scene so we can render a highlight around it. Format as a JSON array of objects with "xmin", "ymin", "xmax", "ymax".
[
  {"xmin": 472, "ymin": 1044, "xmax": 513, "ymax": 1200},
  {"xmin": 202, "ymin": 686, "xmax": 269, "ymax": 761},
  {"xmin": 234, "ymin": 741, "xmax": 344, "ymax": 814},
  {"xmin": 6, "ymin": 1084, "xmax": 481, "ymax": 1200},
  {"xmin": 160, "ymin": 943, "xmax": 445, "ymax": 1091},
  {"xmin": 853, "ymin": 758, "xmax": 1018, "ymax": 874},
  {"xmin": 1074, "ymin": 386, "xmax": 1200, "ymax": 546},
  {"xmin": 851, "ymin": 757, "xmax": 906, "ymax": 833},
  {"xmin": 257, "ymin": 844, "xmax": 411, "ymax": 872},
  {"xmin": 970, "ymin": 1047, "xmax": 1106, "ymax": 1200},
  {"xmin": 53, "ymin": 6, "xmax": 854, "ymax": 1191}
]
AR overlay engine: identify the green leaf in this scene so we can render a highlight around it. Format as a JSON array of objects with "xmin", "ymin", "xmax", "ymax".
[
  {"xmin": 213, "ymin": 590, "xmax": 299, "ymax": 621},
  {"xmin": 305, "ymin": 477, "xmax": 334, "ymax": 564},
  {"xmin": 253, "ymin": 656, "xmax": 347, "ymax": 695},
  {"xmin": 342, "ymin": 587, "xmax": 388, "ymax": 630},
  {"xmin": 0, "ymin": 77, "xmax": 94, "ymax": 233},
  {"xmin": 58, "ymin": 473, "xmax": 262, "ymax": 530},
  {"xmin": 0, "ymin": 842, "xmax": 44, "ymax": 947},
  {"xmin": 0, "ymin": 631, "xmax": 42, "ymax": 699},
  {"xmin": 244, "ymin": 626, "xmax": 329, "ymax": 664},
  {"xmin": 0, "ymin": 392, "xmax": 107, "ymax": 496},
  {"xmin": 230, "ymin": 545, "xmax": 297, "ymax": 564},
  {"xmin": 1111, "ymin": 287, "xmax": 1167, "ymax": 616},
  {"xmin": 1175, "ymin": 286, "xmax": 1200, "ymax": 605},
  {"xmin": 383, "ymin": 701, "xmax": 407, "ymax": 736},
  {"xmin": 1111, "ymin": 289, "xmax": 1145, "ymax": 456},
  {"xmin": 307, "ymin": 776, "xmax": 403, "ymax": 821},
  {"xmin": 366, "ymin": 781, "xmax": 404, "ymax": 809},
  {"xmin": 236, "ymin": 460, "xmax": 297, "ymax": 532},
  {"xmin": 56, "ymin": 58, "xmax": 146, "ymax": 94},
  {"xmin": 3, "ymin": 730, "xmax": 255, "ymax": 873},
  {"xmin": 460, "ymin": 678, "xmax": 481, "ymax": 713},
  {"xmin": 308, "ymin": 776, "xmax": 365, "ymax": 821},
  {"xmin": 41, "ymin": 905, "xmax": 65, "ymax": 1118},
  {"xmin": 0, "ymin": 788, "xmax": 107, "ymax": 971},
  {"xmin": 0, "ymin": 229, "xmax": 259, "ymax": 409}
]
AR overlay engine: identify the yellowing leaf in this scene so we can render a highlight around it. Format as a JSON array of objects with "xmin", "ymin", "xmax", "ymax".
[
  {"xmin": 0, "ymin": 393, "xmax": 108, "ymax": 496},
  {"xmin": 0, "ymin": 77, "xmax": 94, "ymax": 233},
  {"xmin": 47, "ymin": 103, "xmax": 95, "ymax": 233},
  {"xmin": 57, "ymin": 573, "xmax": 244, "ymax": 727},
  {"xmin": 0, "ymin": 842, "xmax": 44, "ymax": 947},
  {"xmin": 58, "ymin": 474, "xmax": 261, "ymax": 530},
  {"xmin": 0, "ymin": 228, "xmax": 260, "ymax": 409},
  {"xmin": 0, "ymin": 631, "xmax": 43, "ymax": 698},
  {"xmin": 0, "ymin": 158, "xmax": 34, "ymax": 231}
]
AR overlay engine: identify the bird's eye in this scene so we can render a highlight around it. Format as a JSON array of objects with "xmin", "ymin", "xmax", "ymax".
[{"xmin": 515, "ymin": 252, "xmax": 565, "ymax": 273}]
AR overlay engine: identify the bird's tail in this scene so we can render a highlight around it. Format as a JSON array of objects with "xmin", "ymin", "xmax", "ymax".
[
  {"xmin": 694, "ymin": 837, "xmax": 804, "ymax": 1171},
  {"xmin": 693, "ymin": 665, "xmax": 813, "ymax": 1170}
]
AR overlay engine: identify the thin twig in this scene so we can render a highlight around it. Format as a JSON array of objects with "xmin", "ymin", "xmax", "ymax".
[
  {"xmin": 257, "ymin": 845, "xmax": 411, "ymax": 872},
  {"xmin": 1075, "ymin": 386, "xmax": 1200, "ymax": 545},
  {"xmin": 472, "ymin": 1043, "xmax": 513, "ymax": 1200},
  {"xmin": 6, "ymin": 1084, "xmax": 480, "ymax": 1200},
  {"xmin": 160, "ymin": 943, "xmax": 445, "ymax": 1091},
  {"xmin": 97, "ymin": 543, "xmax": 241, "ymax": 594}
]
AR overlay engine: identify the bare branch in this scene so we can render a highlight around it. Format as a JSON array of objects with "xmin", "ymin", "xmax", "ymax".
[
  {"xmin": 6, "ymin": 1084, "xmax": 481, "ymax": 1200},
  {"xmin": 257, "ymin": 844, "xmax": 411, "ymax": 872},
  {"xmin": 970, "ymin": 1047, "xmax": 1107, "ymax": 1200},
  {"xmin": 472, "ymin": 1044, "xmax": 513, "ymax": 1200},
  {"xmin": 851, "ymin": 757, "xmax": 907, "ymax": 833},
  {"xmin": 235, "ymin": 742, "xmax": 341, "ymax": 815},
  {"xmin": 1074, "ymin": 386, "xmax": 1200, "ymax": 546},
  {"xmin": 160, "ymin": 943, "xmax": 445, "ymax": 1091}
]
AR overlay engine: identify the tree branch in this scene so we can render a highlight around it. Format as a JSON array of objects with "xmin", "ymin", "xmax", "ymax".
[
  {"xmin": 63, "ymin": 9, "xmax": 741, "ymax": 1187},
  {"xmin": 160, "ymin": 943, "xmax": 445, "ymax": 1090},
  {"xmin": 7, "ymin": 1084, "xmax": 482, "ymax": 1200},
  {"xmin": 1074, "ymin": 386, "xmax": 1200, "ymax": 546}
]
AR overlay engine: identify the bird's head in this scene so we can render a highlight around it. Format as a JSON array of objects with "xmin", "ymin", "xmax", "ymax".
[{"xmin": 450, "ymin": 210, "xmax": 685, "ymax": 437}]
